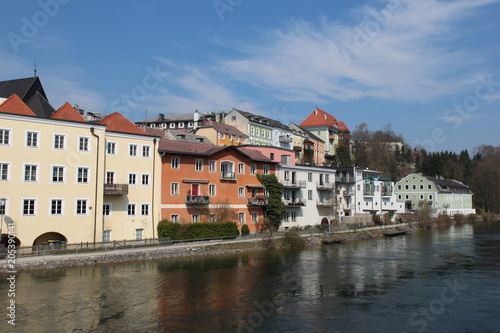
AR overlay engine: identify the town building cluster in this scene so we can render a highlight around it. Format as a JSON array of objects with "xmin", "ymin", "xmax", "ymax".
[{"xmin": 0, "ymin": 77, "xmax": 475, "ymax": 247}]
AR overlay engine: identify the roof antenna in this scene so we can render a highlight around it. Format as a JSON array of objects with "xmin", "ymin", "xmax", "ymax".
[{"xmin": 33, "ymin": 63, "xmax": 37, "ymax": 77}]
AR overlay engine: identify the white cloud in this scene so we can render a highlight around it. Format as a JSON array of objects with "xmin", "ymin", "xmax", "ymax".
[{"xmin": 219, "ymin": 0, "xmax": 499, "ymax": 103}]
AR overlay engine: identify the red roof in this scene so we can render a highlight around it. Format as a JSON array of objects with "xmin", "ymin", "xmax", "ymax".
[
  {"xmin": 236, "ymin": 146, "xmax": 275, "ymax": 162},
  {"xmin": 98, "ymin": 112, "xmax": 146, "ymax": 135},
  {"xmin": 50, "ymin": 102, "xmax": 87, "ymax": 122},
  {"xmin": 0, "ymin": 94, "xmax": 36, "ymax": 116},
  {"xmin": 299, "ymin": 107, "xmax": 350, "ymax": 133}
]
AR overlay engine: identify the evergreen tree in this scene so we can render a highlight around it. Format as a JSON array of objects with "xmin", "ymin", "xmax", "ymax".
[{"xmin": 257, "ymin": 174, "xmax": 285, "ymax": 231}]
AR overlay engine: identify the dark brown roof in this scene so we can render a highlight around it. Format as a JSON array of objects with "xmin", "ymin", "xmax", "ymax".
[
  {"xmin": 158, "ymin": 140, "xmax": 222, "ymax": 155},
  {"xmin": 198, "ymin": 120, "xmax": 247, "ymax": 136}
]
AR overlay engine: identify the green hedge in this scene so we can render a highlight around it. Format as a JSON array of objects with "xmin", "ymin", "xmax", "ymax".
[
  {"xmin": 157, "ymin": 220, "xmax": 239, "ymax": 240},
  {"xmin": 241, "ymin": 224, "xmax": 250, "ymax": 236}
]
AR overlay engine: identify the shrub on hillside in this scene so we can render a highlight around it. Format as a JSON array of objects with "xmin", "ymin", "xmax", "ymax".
[
  {"xmin": 372, "ymin": 214, "xmax": 382, "ymax": 226},
  {"xmin": 281, "ymin": 229, "xmax": 305, "ymax": 248}
]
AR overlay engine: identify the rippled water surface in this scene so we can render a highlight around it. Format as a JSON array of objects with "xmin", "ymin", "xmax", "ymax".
[{"xmin": 2, "ymin": 222, "xmax": 500, "ymax": 332}]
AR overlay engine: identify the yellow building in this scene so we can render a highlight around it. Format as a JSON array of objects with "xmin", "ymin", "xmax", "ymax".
[
  {"xmin": 194, "ymin": 120, "xmax": 248, "ymax": 146},
  {"xmin": 0, "ymin": 94, "xmax": 160, "ymax": 247}
]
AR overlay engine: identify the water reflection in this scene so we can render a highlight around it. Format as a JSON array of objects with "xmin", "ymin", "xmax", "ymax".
[{"xmin": 1, "ymin": 223, "xmax": 499, "ymax": 332}]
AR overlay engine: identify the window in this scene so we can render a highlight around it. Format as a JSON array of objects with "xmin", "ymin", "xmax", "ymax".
[
  {"xmin": 178, "ymin": 122, "xmax": 185, "ymax": 128},
  {"xmin": 412, "ymin": 185, "xmax": 416, "ymax": 190},
  {"xmin": 238, "ymin": 212, "xmax": 245, "ymax": 224},
  {"xmin": 429, "ymin": 195, "xmax": 433, "ymax": 200},
  {"xmin": 24, "ymin": 164, "xmax": 37, "ymax": 182},
  {"xmin": 284, "ymin": 171, "xmax": 290, "ymax": 181},
  {"xmin": 250, "ymin": 127, "xmax": 255, "ymax": 135},
  {"xmin": 171, "ymin": 182, "xmax": 179, "ymax": 195},
  {"xmin": 77, "ymin": 167, "xmax": 89, "ymax": 184},
  {"xmin": 325, "ymin": 174, "xmax": 330, "ymax": 183},
  {"xmin": 291, "ymin": 211, "xmax": 297, "ymax": 222},
  {"xmin": 52, "ymin": 166, "xmax": 64, "ymax": 183},
  {"xmin": 0, "ymin": 163, "xmax": 9, "ymax": 181},
  {"xmin": 23, "ymin": 199, "xmax": 36, "ymax": 216},
  {"xmin": 127, "ymin": 204, "xmax": 136, "ymax": 216},
  {"xmin": 238, "ymin": 187, "xmax": 244, "ymax": 198},
  {"xmin": 106, "ymin": 171, "xmax": 115, "ymax": 184},
  {"xmin": 308, "ymin": 190, "xmax": 313, "ymax": 200},
  {"xmin": 141, "ymin": 204, "xmax": 150, "ymax": 216},
  {"xmin": 263, "ymin": 165, "xmax": 270, "ymax": 175},
  {"xmin": 141, "ymin": 174, "xmax": 150, "ymax": 185},
  {"xmin": 195, "ymin": 159, "xmax": 203, "ymax": 171},
  {"xmin": 405, "ymin": 185, "xmax": 409, "ymax": 190},
  {"xmin": 420, "ymin": 195, "xmax": 424, "ymax": 200},
  {"xmin": 209, "ymin": 160, "xmax": 216, "ymax": 173},
  {"xmin": 79, "ymin": 137, "xmax": 89, "ymax": 152},
  {"xmin": 270, "ymin": 153, "xmax": 275, "ymax": 160},
  {"xmin": 256, "ymin": 128, "xmax": 260, "ymax": 137},
  {"xmin": 428, "ymin": 184, "xmax": 432, "ymax": 189},
  {"xmin": 129, "ymin": 173, "xmax": 137, "ymax": 185},
  {"xmin": 171, "ymin": 156, "xmax": 180, "ymax": 169},
  {"xmin": 188, "ymin": 122, "xmax": 194, "ymax": 128},
  {"xmin": 228, "ymin": 134, "xmax": 232, "ymax": 141},
  {"xmin": 0, "ymin": 129, "xmax": 10, "ymax": 145},
  {"xmin": 169, "ymin": 123, "xmax": 175, "ymax": 129},
  {"xmin": 192, "ymin": 214, "xmax": 199, "ymax": 223},
  {"xmin": 250, "ymin": 164, "xmax": 256, "ymax": 175},
  {"xmin": 142, "ymin": 145, "xmax": 150, "ymax": 158},
  {"xmin": 107, "ymin": 142, "xmax": 116, "ymax": 155},
  {"xmin": 398, "ymin": 195, "xmax": 402, "ymax": 200},
  {"xmin": 50, "ymin": 199, "xmax": 63, "ymax": 216},
  {"xmin": 357, "ymin": 184, "xmax": 361, "ymax": 191},
  {"xmin": 76, "ymin": 199, "xmax": 88, "ymax": 215},
  {"xmin": 209, "ymin": 214, "xmax": 216, "ymax": 223},
  {"xmin": 54, "ymin": 134, "xmax": 65, "ymax": 149},
  {"xmin": 209, "ymin": 184, "xmax": 216, "ymax": 196},
  {"xmin": 405, "ymin": 195, "xmax": 409, "ymax": 200},
  {"xmin": 135, "ymin": 229, "xmax": 143, "ymax": 240},
  {"xmin": 171, "ymin": 214, "xmax": 179, "ymax": 223},
  {"xmin": 221, "ymin": 132, "xmax": 225, "ymax": 139},
  {"xmin": 398, "ymin": 185, "xmax": 402, "ymax": 190},
  {"xmin": 420, "ymin": 185, "xmax": 424, "ymax": 190},
  {"xmin": 251, "ymin": 212, "xmax": 258, "ymax": 224},
  {"xmin": 0, "ymin": 199, "xmax": 6, "ymax": 215},
  {"xmin": 238, "ymin": 163, "xmax": 245, "ymax": 174},
  {"xmin": 103, "ymin": 203, "xmax": 111, "ymax": 216},
  {"xmin": 129, "ymin": 144, "xmax": 138, "ymax": 157},
  {"xmin": 284, "ymin": 212, "xmax": 289, "ymax": 222},
  {"xmin": 308, "ymin": 173, "xmax": 313, "ymax": 182},
  {"xmin": 103, "ymin": 230, "xmax": 111, "ymax": 242},
  {"xmin": 26, "ymin": 131, "xmax": 38, "ymax": 147}
]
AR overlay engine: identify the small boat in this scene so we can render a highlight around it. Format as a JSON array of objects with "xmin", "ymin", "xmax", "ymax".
[
  {"xmin": 383, "ymin": 230, "xmax": 409, "ymax": 237},
  {"xmin": 321, "ymin": 238, "xmax": 345, "ymax": 244}
]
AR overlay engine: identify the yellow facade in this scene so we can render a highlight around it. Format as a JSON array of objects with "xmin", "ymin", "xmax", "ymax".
[{"xmin": 0, "ymin": 112, "xmax": 160, "ymax": 247}]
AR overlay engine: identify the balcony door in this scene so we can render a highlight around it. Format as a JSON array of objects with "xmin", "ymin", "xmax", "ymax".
[{"xmin": 191, "ymin": 184, "xmax": 199, "ymax": 196}]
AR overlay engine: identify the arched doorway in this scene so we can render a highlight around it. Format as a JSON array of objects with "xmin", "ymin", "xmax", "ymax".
[
  {"xmin": 320, "ymin": 218, "xmax": 329, "ymax": 230},
  {"xmin": 33, "ymin": 232, "xmax": 67, "ymax": 247},
  {"xmin": 0, "ymin": 234, "xmax": 21, "ymax": 247}
]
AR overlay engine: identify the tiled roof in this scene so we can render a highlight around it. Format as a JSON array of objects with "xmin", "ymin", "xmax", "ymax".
[
  {"xmin": 158, "ymin": 140, "xmax": 222, "ymax": 155},
  {"xmin": 236, "ymin": 109, "xmax": 290, "ymax": 131},
  {"xmin": 0, "ymin": 94, "xmax": 37, "ymax": 116},
  {"xmin": 198, "ymin": 120, "xmax": 247, "ymax": 136},
  {"xmin": 143, "ymin": 127, "xmax": 213, "ymax": 144},
  {"xmin": 335, "ymin": 121, "xmax": 350, "ymax": 132},
  {"xmin": 300, "ymin": 107, "xmax": 339, "ymax": 127},
  {"xmin": 0, "ymin": 77, "xmax": 48, "ymax": 101},
  {"xmin": 236, "ymin": 146, "xmax": 276, "ymax": 162},
  {"xmin": 98, "ymin": 112, "xmax": 146, "ymax": 135},
  {"xmin": 425, "ymin": 176, "xmax": 471, "ymax": 193},
  {"xmin": 50, "ymin": 102, "xmax": 87, "ymax": 122},
  {"xmin": 26, "ymin": 91, "xmax": 55, "ymax": 118}
]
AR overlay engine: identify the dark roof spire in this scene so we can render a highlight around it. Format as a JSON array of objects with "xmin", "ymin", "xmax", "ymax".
[{"xmin": 34, "ymin": 63, "xmax": 37, "ymax": 77}]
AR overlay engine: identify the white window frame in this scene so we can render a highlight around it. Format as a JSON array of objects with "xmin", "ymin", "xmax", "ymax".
[
  {"xmin": 0, "ymin": 128, "xmax": 11, "ymax": 146},
  {"xmin": 209, "ymin": 214, "xmax": 216, "ymax": 223},
  {"xmin": 238, "ymin": 187, "xmax": 244, "ymax": 198},
  {"xmin": 171, "ymin": 214, "xmax": 179, "ymax": 223},
  {"xmin": 142, "ymin": 145, "xmax": 151, "ymax": 158},
  {"xmin": 103, "ymin": 202, "xmax": 112, "ymax": 217},
  {"xmin": 209, "ymin": 160, "xmax": 216, "ymax": 173},
  {"xmin": 77, "ymin": 167, "xmax": 90, "ymax": 184},
  {"xmin": 53, "ymin": 133, "xmax": 66, "ymax": 150},
  {"xmin": 171, "ymin": 182, "xmax": 179, "ymax": 195},
  {"xmin": 0, "ymin": 198, "xmax": 8, "ymax": 216},
  {"xmin": 251, "ymin": 212, "xmax": 258, "ymax": 224},
  {"xmin": 51, "ymin": 165, "xmax": 65, "ymax": 183},
  {"xmin": 195, "ymin": 159, "xmax": 203, "ymax": 171},
  {"xmin": 129, "ymin": 144, "xmax": 138, "ymax": 157},
  {"xmin": 250, "ymin": 164, "xmax": 256, "ymax": 175},
  {"xmin": 127, "ymin": 203, "xmax": 136, "ymax": 216},
  {"xmin": 78, "ymin": 136, "xmax": 90, "ymax": 152},
  {"xmin": 0, "ymin": 162, "xmax": 10, "ymax": 181},
  {"xmin": 135, "ymin": 229, "xmax": 143, "ymax": 240},
  {"xmin": 263, "ymin": 165, "xmax": 270, "ymax": 175},
  {"xmin": 308, "ymin": 190, "xmax": 313, "ymax": 200},
  {"xmin": 171, "ymin": 156, "xmax": 180, "ymax": 169},
  {"xmin": 50, "ymin": 198, "xmax": 64, "ymax": 216},
  {"xmin": 103, "ymin": 230, "xmax": 112, "ymax": 242},
  {"xmin": 141, "ymin": 203, "xmax": 150, "ymax": 216},
  {"xmin": 238, "ymin": 163, "xmax": 245, "ymax": 174},
  {"xmin": 106, "ymin": 171, "xmax": 115, "ymax": 184},
  {"xmin": 308, "ymin": 173, "xmax": 313, "ymax": 182},
  {"xmin": 192, "ymin": 214, "xmax": 199, "ymax": 223},
  {"xmin": 76, "ymin": 199, "xmax": 89, "ymax": 216},
  {"xmin": 141, "ymin": 173, "xmax": 150, "ymax": 186},
  {"xmin": 23, "ymin": 163, "xmax": 38, "ymax": 182},
  {"xmin": 129, "ymin": 173, "xmax": 137, "ymax": 185},
  {"xmin": 238, "ymin": 212, "xmax": 245, "ymax": 224},
  {"xmin": 22, "ymin": 198, "xmax": 37, "ymax": 216},
  {"xmin": 107, "ymin": 141, "xmax": 117, "ymax": 155},
  {"xmin": 209, "ymin": 184, "xmax": 216, "ymax": 196},
  {"xmin": 26, "ymin": 130, "xmax": 39, "ymax": 148}
]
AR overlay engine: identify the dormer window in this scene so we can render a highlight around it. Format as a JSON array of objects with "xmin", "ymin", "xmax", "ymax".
[
  {"xmin": 169, "ymin": 123, "xmax": 175, "ymax": 128},
  {"xmin": 178, "ymin": 122, "xmax": 185, "ymax": 128},
  {"xmin": 196, "ymin": 138, "xmax": 204, "ymax": 143},
  {"xmin": 188, "ymin": 122, "xmax": 194, "ymax": 128}
]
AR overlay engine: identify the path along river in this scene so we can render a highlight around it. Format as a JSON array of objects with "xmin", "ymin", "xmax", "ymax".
[{"xmin": 1, "ymin": 221, "xmax": 499, "ymax": 332}]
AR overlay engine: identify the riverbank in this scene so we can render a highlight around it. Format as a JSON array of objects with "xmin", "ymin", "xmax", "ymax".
[{"xmin": 0, "ymin": 223, "xmax": 416, "ymax": 272}]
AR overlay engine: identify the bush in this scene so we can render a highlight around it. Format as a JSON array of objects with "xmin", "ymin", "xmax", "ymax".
[
  {"xmin": 453, "ymin": 214, "xmax": 465, "ymax": 224},
  {"xmin": 482, "ymin": 213, "xmax": 497, "ymax": 222},
  {"xmin": 281, "ymin": 230, "xmax": 306, "ymax": 248},
  {"xmin": 241, "ymin": 224, "xmax": 250, "ymax": 236},
  {"xmin": 372, "ymin": 214, "xmax": 382, "ymax": 226},
  {"xmin": 466, "ymin": 213, "xmax": 477, "ymax": 223},
  {"xmin": 436, "ymin": 214, "xmax": 452, "ymax": 226},
  {"xmin": 157, "ymin": 221, "xmax": 239, "ymax": 240}
]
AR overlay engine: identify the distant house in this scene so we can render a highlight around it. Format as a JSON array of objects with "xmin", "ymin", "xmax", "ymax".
[
  {"xmin": 394, "ymin": 173, "xmax": 475, "ymax": 215},
  {"xmin": 194, "ymin": 120, "xmax": 249, "ymax": 146},
  {"xmin": 135, "ymin": 110, "xmax": 217, "ymax": 131}
]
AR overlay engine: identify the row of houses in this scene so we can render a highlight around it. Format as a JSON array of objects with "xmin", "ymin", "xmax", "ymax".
[{"xmin": 0, "ymin": 77, "xmax": 475, "ymax": 248}]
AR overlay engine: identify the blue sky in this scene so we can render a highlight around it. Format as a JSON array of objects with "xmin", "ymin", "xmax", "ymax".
[{"xmin": 1, "ymin": 0, "xmax": 499, "ymax": 153}]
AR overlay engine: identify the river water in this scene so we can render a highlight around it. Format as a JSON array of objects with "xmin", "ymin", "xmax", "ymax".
[{"xmin": 1, "ymin": 222, "xmax": 500, "ymax": 333}]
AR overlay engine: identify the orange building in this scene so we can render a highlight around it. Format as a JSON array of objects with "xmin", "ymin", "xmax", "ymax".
[{"xmin": 157, "ymin": 140, "xmax": 276, "ymax": 232}]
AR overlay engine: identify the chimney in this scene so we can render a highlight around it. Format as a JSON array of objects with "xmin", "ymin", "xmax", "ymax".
[
  {"xmin": 193, "ymin": 109, "xmax": 200, "ymax": 130},
  {"xmin": 158, "ymin": 113, "xmax": 165, "ymax": 123}
]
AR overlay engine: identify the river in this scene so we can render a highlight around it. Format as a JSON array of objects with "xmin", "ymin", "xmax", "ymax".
[{"xmin": 1, "ymin": 222, "xmax": 500, "ymax": 332}]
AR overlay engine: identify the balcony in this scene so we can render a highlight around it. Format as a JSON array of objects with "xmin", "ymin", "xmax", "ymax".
[
  {"xmin": 316, "ymin": 182, "xmax": 336, "ymax": 190},
  {"xmin": 247, "ymin": 196, "xmax": 268, "ymax": 206},
  {"xmin": 186, "ymin": 195, "xmax": 210, "ymax": 205},
  {"xmin": 279, "ymin": 135, "xmax": 293, "ymax": 143},
  {"xmin": 283, "ymin": 198, "xmax": 306, "ymax": 207},
  {"xmin": 293, "ymin": 145, "xmax": 302, "ymax": 152},
  {"xmin": 336, "ymin": 176, "xmax": 354, "ymax": 183},
  {"xmin": 316, "ymin": 199, "xmax": 335, "ymax": 207},
  {"xmin": 104, "ymin": 183, "xmax": 128, "ymax": 195},
  {"xmin": 329, "ymin": 135, "xmax": 335, "ymax": 141},
  {"xmin": 220, "ymin": 171, "xmax": 236, "ymax": 180},
  {"xmin": 381, "ymin": 186, "xmax": 393, "ymax": 196},
  {"xmin": 280, "ymin": 180, "xmax": 306, "ymax": 188}
]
